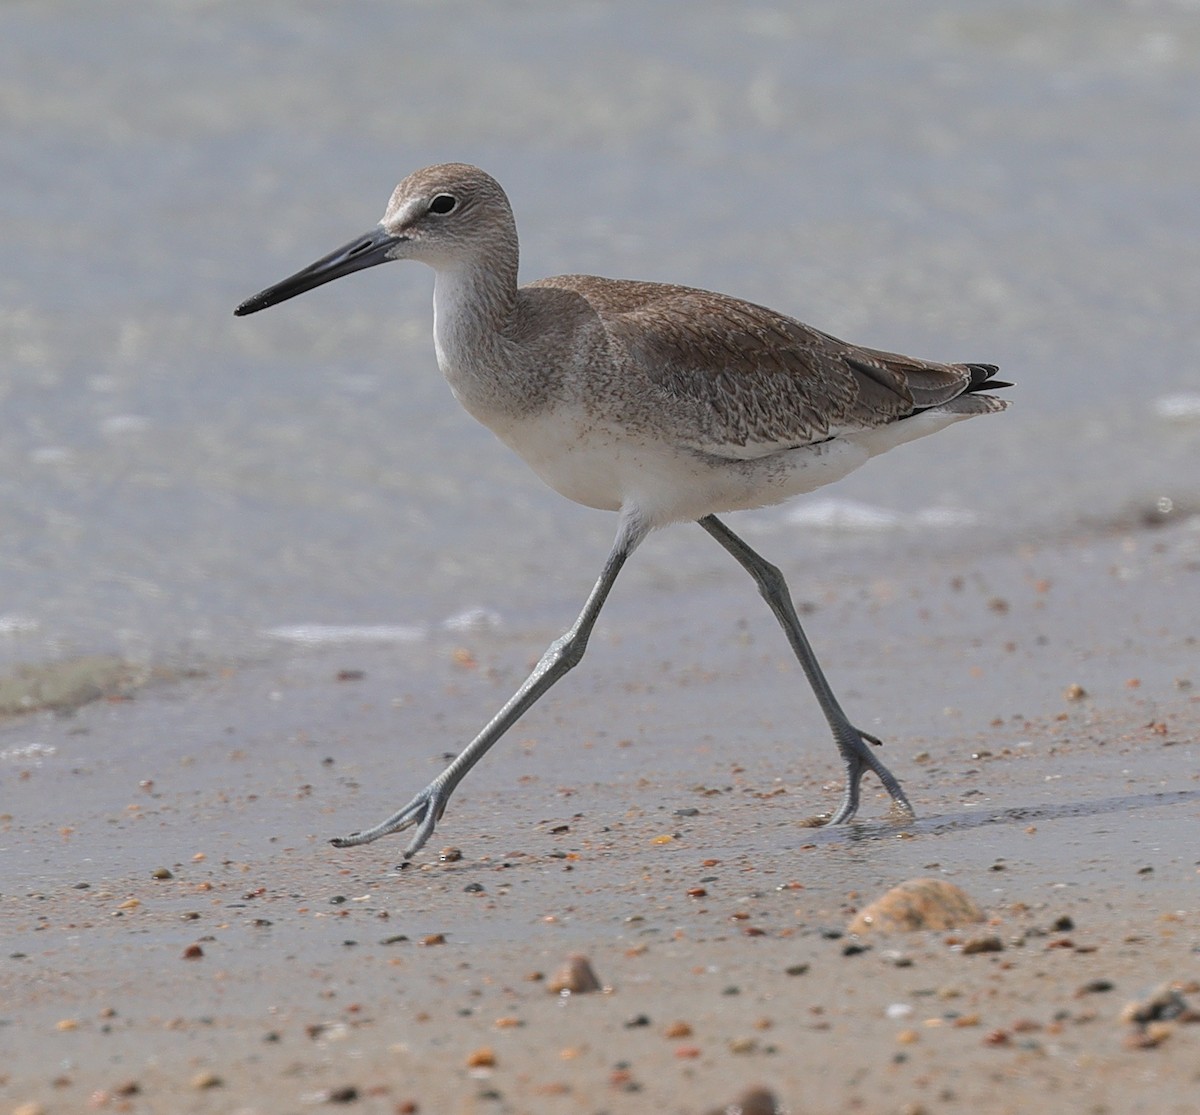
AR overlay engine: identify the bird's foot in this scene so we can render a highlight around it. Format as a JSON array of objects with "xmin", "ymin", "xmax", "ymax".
[
  {"xmin": 329, "ymin": 779, "xmax": 451, "ymax": 859},
  {"xmin": 825, "ymin": 725, "xmax": 914, "ymax": 825}
]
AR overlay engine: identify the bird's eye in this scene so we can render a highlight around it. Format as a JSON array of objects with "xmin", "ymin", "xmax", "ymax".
[{"xmin": 428, "ymin": 194, "xmax": 458, "ymax": 215}]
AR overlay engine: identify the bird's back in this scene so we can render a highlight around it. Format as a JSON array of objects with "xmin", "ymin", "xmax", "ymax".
[{"xmin": 524, "ymin": 274, "xmax": 1007, "ymax": 462}]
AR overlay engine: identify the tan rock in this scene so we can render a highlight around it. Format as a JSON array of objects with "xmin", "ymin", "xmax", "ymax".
[
  {"xmin": 547, "ymin": 953, "xmax": 602, "ymax": 994},
  {"xmin": 847, "ymin": 878, "xmax": 984, "ymax": 935}
]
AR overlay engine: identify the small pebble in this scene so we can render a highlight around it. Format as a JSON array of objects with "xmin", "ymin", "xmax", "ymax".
[
  {"xmin": 663, "ymin": 1020, "xmax": 693, "ymax": 1039},
  {"xmin": 703, "ymin": 1088, "xmax": 779, "ymax": 1115},
  {"xmin": 190, "ymin": 1071, "xmax": 222, "ymax": 1089},
  {"xmin": 182, "ymin": 944, "xmax": 204, "ymax": 960},
  {"xmin": 609, "ymin": 1067, "xmax": 637, "ymax": 1090},
  {"xmin": 327, "ymin": 1085, "xmax": 359, "ymax": 1103},
  {"xmin": 1121, "ymin": 983, "xmax": 1189, "ymax": 1025},
  {"xmin": 151, "ymin": 867, "xmax": 173, "ymax": 880},
  {"xmin": 547, "ymin": 953, "xmax": 602, "ymax": 994},
  {"xmin": 1124, "ymin": 1022, "xmax": 1174, "ymax": 1049},
  {"xmin": 465, "ymin": 1046, "xmax": 496, "ymax": 1068},
  {"xmin": 961, "ymin": 935, "xmax": 1004, "ymax": 955}
]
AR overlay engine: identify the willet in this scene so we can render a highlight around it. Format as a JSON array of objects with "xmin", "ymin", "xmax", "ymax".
[{"xmin": 236, "ymin": 163, "xmax": 1009, "ymax": 858}]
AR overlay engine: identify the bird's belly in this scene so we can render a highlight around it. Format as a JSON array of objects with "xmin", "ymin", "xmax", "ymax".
[
  {"xmin": 487, "ymin": 415, "xmax": 632, "ymax": 512},
  {"xmin": 484, "ymin": 409, "xmax": 873, "ymax": 526}
]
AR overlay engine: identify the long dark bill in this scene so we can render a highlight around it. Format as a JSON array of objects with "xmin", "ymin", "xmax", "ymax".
[{"xmin": 234, "ymin": 226, "xmax": 401, "ymax": 316}]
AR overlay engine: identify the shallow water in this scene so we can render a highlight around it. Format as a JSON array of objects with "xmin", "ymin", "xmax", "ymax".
[{"xmin": 2, "ymin": 0, "xmax": 1199, "ymax": 673}]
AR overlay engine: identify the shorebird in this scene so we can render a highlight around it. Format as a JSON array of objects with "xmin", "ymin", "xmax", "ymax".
[{"xmin": 236, "ymin": 163, "xmax": 1009, "ymax": 859}]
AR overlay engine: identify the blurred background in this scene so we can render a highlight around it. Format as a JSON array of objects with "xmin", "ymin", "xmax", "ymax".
[{"xmin": 2, "ymin": 0, "xmax": 1198, "ymax": 674}]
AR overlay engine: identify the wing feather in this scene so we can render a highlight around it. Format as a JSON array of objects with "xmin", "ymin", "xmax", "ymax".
[{"xmin": 531, "ymin": 276, "xmax": 1003, "ymax": 460}]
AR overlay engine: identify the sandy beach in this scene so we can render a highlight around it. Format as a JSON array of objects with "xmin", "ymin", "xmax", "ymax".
[{"xmin": 4, "ymin": 518, "xmax": 1198, "ymax": 1114}]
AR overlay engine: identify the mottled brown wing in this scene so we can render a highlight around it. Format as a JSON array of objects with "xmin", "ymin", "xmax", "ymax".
[{"xmin": 553, "ymin": 277, "xmax": 982, "ymax": 460}]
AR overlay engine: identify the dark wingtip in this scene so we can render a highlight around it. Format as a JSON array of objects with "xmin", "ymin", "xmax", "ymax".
[{"xmin": 964, "ymin": 363, "xmax": 1011, "ymax": 393}]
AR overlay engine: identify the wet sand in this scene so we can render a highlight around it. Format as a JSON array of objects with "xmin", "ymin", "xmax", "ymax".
[{"xmin": 3, "ymin": 518, "xmax": 1199, "ymax": 1115}]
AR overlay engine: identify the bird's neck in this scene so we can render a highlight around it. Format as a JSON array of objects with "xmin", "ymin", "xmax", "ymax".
[
  {"xmin": 432, "ymin": 256, "xmax": 525, "ymax": 418},
  {"xmin": 433, "ymin": 254, "xmax": 519, "ymax": 354}
]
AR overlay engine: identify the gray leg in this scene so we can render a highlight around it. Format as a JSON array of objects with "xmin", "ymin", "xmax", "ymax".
[
  {"xmin": 698, "ymin": 514, "xmax": 914, "ymax": 823},
  {"xmin": 332, "ymin": 512, "xmax": 650, "ymax": 858}
]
